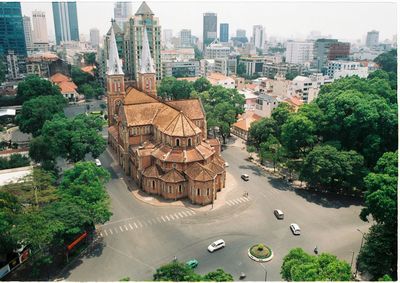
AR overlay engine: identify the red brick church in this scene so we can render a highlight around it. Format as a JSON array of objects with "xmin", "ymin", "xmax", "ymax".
[{"xmin": 106, "ymin": 25, "xmax": 226, "ymax": 205}]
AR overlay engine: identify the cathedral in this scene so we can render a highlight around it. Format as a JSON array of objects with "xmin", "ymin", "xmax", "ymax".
[{"xmin": 106, "ymin": 23, "xmax": 226, "ymax": 205}]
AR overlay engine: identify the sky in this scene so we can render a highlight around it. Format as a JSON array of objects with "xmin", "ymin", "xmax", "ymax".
[{"xmin": 21, "ymin": 0, "xmax": 398, "ymax": 43}]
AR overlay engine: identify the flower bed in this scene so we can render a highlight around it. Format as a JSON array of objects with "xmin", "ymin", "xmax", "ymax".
[{"xmin": 248, "ymin": 244, "xmax": 274, "ymax": 262}]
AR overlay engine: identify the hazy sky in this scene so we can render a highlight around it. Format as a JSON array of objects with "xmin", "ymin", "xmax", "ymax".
[{"xmin": 21, "ymin": 0, "xmax": 397, "ymax": 43}]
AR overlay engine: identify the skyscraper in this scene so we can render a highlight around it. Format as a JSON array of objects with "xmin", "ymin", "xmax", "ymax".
[
  {"xmin": 180, "ymin": 29, "xmax": 191, "ymax": 47},
  {"xmin": 162, "ymin": 29, "xmax": 173, "ymax": 47},
  {"xmin": 32, "ymin": 10, "xmax": 48, "ymax": 43},
  {"xmin": 90, "ymin": 28, "xmax": 100, "ymax": 48},
  {"xmin": 219, "ymin": 23, "xmax": 229, "ymax": 42},
  {"xmin": 252, "ymin": 25, "xmax": 266, "ymax": 49},
  {"xmin": 124, "ymin": 2, "xmax": 162, "ymax": 81},
  {"xmin": 23, "ymin": 16, "xmax": 33, "ymax": 50},
  {"xmin": 313, "ymin": 39, "xmax": 350, "ymax": 72},
  {"xmin": 236, "ymin": 29, "xmax": 246, "ymax": 38},
  {"xmin": 0, "ymin": 3, "xmax": 27, "ymax": 57},
  {"xmin": 366, "ymin": 30, "xmax": 379, "ymax": 47},
  {"xmin": 203, "ymin": 13, "xmax": 217, "ymax": 49},
  {"xmin": 52, "ymin": 2, "xmax": 79, "ymax": 45},
  {"xmin": 114, "ymin": 2, "xmax": 132, "ymax": 30}
]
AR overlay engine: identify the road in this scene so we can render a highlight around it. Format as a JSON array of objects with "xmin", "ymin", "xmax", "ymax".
[{"xmin": 61, "ymin": 137, "xmax": 369, "ymax": 281}]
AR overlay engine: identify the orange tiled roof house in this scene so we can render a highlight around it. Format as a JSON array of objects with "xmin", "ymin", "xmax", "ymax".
[{"xmin": 106, "ymin": 26, "xmax": 226, "ymax": 205}]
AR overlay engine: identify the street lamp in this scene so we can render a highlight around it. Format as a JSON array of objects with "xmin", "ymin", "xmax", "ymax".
[
  {"xmin": 355, "ymin": 229, "xmax": 367, "ymax": 278},
  {"xmin": 259, "ymin": 263, "xmax": 268, "ymax": 281}
]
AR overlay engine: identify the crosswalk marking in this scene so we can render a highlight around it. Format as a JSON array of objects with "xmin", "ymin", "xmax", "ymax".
[
  {"xmin": 138, "ymin": 221, "xmax": 143, "ymax": 228},
  {"xmin": 165, "ymin": 215, "xmax": 170, "ymax": 221},
  {"xmin": 157, "ymin": 217, "xmax": 161, "ymax": 223},
  {"xmin": 226, "ymin": 200, "xmax": 233, "ymax": 206},
  {"xmin": 170, "ymin": 214, "xmax": 175, "ymax": 220},
  {"xmin": 182, "ymin": 211, "xmax": 188, "ymax": 216},
  {"xmin": 104, "ymin": 230, "xmax": 108, "ymax": 236},
  {"xmin": 124, "ymin": 225, "xmax": 128, "ymax": 231},
  {"xmin": 129, "ymin": 223, "xmax": 133, "ymax": 230},
  {"xmin": 161, "ymin": 216, "xmax": 166, "ymax": 222},
  {"xmin": 100, "ymin": 232, "xmax": 103, "ymax": 237},
  {"xmin": 236, "ymin": 198, "xmax": 244, "ymax": 203},
  {"xmin": 109, "ymin": 229, "xmax": 113, "ymax": 235},
  {"xmin": 119, "ymin": 226, "xmax": 124, "ymax": 232},
  {"xmin": 178, "ymin": 212, "xmax": 184, "ymax": 218},
  {"xmin": 174, "ymin": 213, "xmax": 180, "ymax": 219},
  {"xmin": 134, "ymin": 222, "xmax": 138, "ymax": 228}
]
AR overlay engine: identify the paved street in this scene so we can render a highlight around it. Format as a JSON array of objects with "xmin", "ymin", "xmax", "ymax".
[{"xmin": 61, "ymin": 137, "xmax": 370, "ymax": 281}]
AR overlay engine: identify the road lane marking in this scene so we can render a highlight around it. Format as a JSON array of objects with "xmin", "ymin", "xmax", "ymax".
[
  {"xmin": 119, "ymin": 226, "xmax": 124, "ymax": 232},
  {"xmin": 109, "ymin": 229, "xmax": 113, "ymax": 235},
  {"xmin": 236, "ymin": 198, "xmax": 243, "ymax": 203},
  {"xmin": 124, "ymin": 225, "xmax": 129, "ymax": 231},
  {"xmin": 226, "ymin": 200, "xmax": 234, "ymax": 206},
  {"xmin": 232, "ymin": 199, "xmax": 240, "ymax": 205},
  {"xmin": 134, "ymin": 222, "xmax": 138, "ymax": 228},
  {"xmin": 161, "ymin": 216, "xmax": 166, "ymax": 222},
  {"xmin": 174, "ymin": 213, "xmax": 180, "ymax": 219},
  {"xmin": 104, "ymin": 230, "xmax": 108, "ymax": 236},
  {"xmin": 169, "ymin": 215, "xmax": 175, "ymax": 220},
  {"xmin": 100, "ymin": 232, "xmax": 103, "ymax": 237},
  {"xmin": 178, "ymin": 212, "xmax": 184, "ymax": 218},
  {"xmin": 129, "ymin": 223, "xmax": 133, "ymax": 230},
  {"xmin": 165, "ymin": 215, "xmax": 170, "ymax": 221},
  {"xmin": 181, "ymin": 211, "xmax": 188, "ymax": 216}
]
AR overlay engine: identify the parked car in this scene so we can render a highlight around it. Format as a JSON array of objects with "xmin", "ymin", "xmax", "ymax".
[
  {"xmin": 186, "ymin": 259, "xmax": 199, "ymax": 269},
  {"xmin": 225, "ymin": 162, "xmax": 229, "ymax": 167},
  {"xmin": 290, "ymin": 223, "xmax": 301, "ymax": 235},
  {"xmin": 274, "ymin": 209, "xmax": 284, "ymax": 220},
  {"xmin": 208, "ymin": 239, "xmax": 225, "ymax": 252},
  {"xmin": 95, "ymin": 159, "xmax": 102, "ymax": 167},
  {"xmin": 241, "ymin": 174, "xmax": 249, "ymax": 181}
]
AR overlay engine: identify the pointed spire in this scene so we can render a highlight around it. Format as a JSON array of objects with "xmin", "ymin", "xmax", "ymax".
[
  {"xmin": 139, "ymin": 28, "xmax": 156, "ymax": 74},
  {"xmin": 107, "ymin": 25, "xmax": 124, "ymax": 75},
  {"xmin": 135, "ymin": 1, "xmax": 154, "ymax": 15}
]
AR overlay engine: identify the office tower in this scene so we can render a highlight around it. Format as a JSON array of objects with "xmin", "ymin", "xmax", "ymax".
[
  {"xmin": 124, "ymin": 1, "xmax": 162, "ymax": 81},
  {"xmin": 285, "ymin": 41, "xmax": 314, "ymax": 65},
  {"xmin": 162, "ymin": 29, "xmax": 173, "ymax": 46},
  {"xmin": 23, "ymin": 16, "xmax": 33, "ymax": 50},
  {"xmin": 203, "ymin": 12, "xmax": 217, "ymax": 49},
  {"xmin": 180, "ymin": 29, "xmax": 191, "ymax": 47},
  {"xmin": 32, "ymin": 10, "xmax": 48, "ymax": 43},
  {"xmin": 220, "ymin": 23, "xmax": 229, "ymax": 42},
  {"xmin": 252, "ymin": 25, "xmax": 266, "ymax": 49},
  {"xmin": 366, "ymin": 30, "xmax": 379, "ymax": 47},
  {"xmin": 52, "ymin": 2, "xmax": 79, "ymax": 45},
  {"xmin": 313, "ymin": 39, "xmax": 350, "ymax": 72},
  {"xmin": 236, "ymin": 29, "xmax": 246, "ymax": 38},
  {"xmin": 114, "ymin": 2, "xmax": 132, "ymax": 30},
  {"xmin": 90, "ymin": 28, "xmax": 100, "ymax": 48}
]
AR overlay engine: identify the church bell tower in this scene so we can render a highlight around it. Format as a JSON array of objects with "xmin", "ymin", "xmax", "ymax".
[
  {"xmin": 106, "ymin": 22, "xmax": 125, "ymax": 126},
  {"xmin": 137, "ymin": 28, "xmax": 157, "ymax": 97}
]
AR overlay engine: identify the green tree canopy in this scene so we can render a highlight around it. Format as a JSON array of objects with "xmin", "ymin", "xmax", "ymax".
[
  {"xmin": 203, "ymin": 268, "xmax": 234, "ymax": 282},
  {"xmin": 248, "ymin": 117, "xmax": 277, "ymax": 149},
  {"xmin": 374, "ymin": 49, "xmax": 397, "ymax": 73},
  {"xmin": 157, "ymin": 77, "xmax": 194, "ymax": 100},
  {"xmin": 0, "ymin": 192, "xmax": 21, "ymax": 255},
  {"xmin": 16, "ymin": 95, "xmax": 67, "ymax": 136},
  {"xmin": 193, "ymin": 77, "xmax": 211, "ymax": 93},
  {"xmin": 83, "ymin": 52, "xmax": 96, "ymax": 65},
  {"xmin": 16, "ymin": 75, "xmax": 62, "ymax": 103}
]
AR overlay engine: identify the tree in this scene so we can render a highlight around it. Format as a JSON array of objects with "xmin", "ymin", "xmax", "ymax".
[
  {"xmin": 16, "ymin": 75, "xmax": 62, "ymax": 103},
  {"xmin": 285, "ymin": 70, "xmax": 299, "ymax": 80},
  {"xmin": 300, "ymin": 145, "xmax": 366, "ymax": 192},
  {"xmin": 157, "ymin": 77, "xmax": 194, "ymax": 100},
  {"xmin": 71, "ymin": 66, "xmax": 95, "ymax": 87},
  {"xmin": 0, "ymin": 154, "xmax": 30, "ymax": 170},
  {"xmin": 193, "ymin": 77, "xmax": 211, "ymax": 93},
  {"xmin": 153, "ymin": 261, "xmax": 196, "ymax": 281},
  {"xmin": 16, "ymin": 95, "xmax": 67, "ymax": 136},
  {"xmin": 203, "ymin": 269, "xmax": 234, "ymax": 281},
  {"xmin": 83, "ymin": 52, "xmax": 96, "ymax": 65},
  {"xmin": 281, "ymin": 248, "xmax": 352, "ymax": 281},
  {"xmin": 374, "ymin": 49, "xmax": 397, "ymax": 73},
  {"xmin": 0, "ymin": 192, "xmax": 21, "ymax": 256},
  {"xmin": 248, "ymin": 117, "xmax": 276, "ymax": 148},
  {"xmin": 237, "ymin": 63, "xmax": 246, "ymax": 76},
  {"xmin": 80, "ymin": 83, "xmax": 96, "ymax": 99},
  {"xmin": 271, "ymin": 103, "xmax": 294, "ymax": 141},
  {"xmin": 259, "ymin": 135, "xmax": 285, "ymax": 171},
  {"xmin": 209, "ymin": 102, "xmax": 236, "ymax": 144}
]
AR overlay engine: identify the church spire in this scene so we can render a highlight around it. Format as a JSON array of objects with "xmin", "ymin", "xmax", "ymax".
[
  {"xmin": 139, "ymin": 28, "xmax": 156, "ymax": 74},
  {"xmin": 107, "ymin": 25, "xmax": 124, "ymax": 75}
]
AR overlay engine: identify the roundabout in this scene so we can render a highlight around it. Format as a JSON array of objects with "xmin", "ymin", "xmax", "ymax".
[{"xmin": 248, "ymin": 244, "xmax": 274, "ymax": 262}]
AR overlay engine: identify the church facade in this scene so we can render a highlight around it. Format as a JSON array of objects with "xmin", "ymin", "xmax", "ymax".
[{"xmin": 106, "ymin": 23, "xmax": 226, "ymax": 205}]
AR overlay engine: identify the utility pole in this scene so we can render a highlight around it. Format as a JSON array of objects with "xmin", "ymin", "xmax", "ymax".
[{"xmin": 355, "ymin": 229, "xmax": 366, "ymax": 278}]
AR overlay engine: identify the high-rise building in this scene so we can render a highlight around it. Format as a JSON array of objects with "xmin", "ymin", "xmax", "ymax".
[
  {"xmin": 124, "ymin": 2, "xmax": 162, "ymax": 81},
  {"xmin": 366, "ymin": 30, "xmax": 379, "ymax": 47},
  {"xmin": 180, "ymin": 29, "xmax": 191, "ymax": 47},
  {"xmin": 205, "ymin": 39, "xmax": 230, "ymax": 59},
  {"xmin": 203, "ymin": 13, "xmax": 217, "ymax": 49},
  {"xmin": 23, "ymin": 16, "xmax": 33, "ymax": 50},
  {"xmin": 32, "ymin": 10, "xmax": 48, "ymax": 43},
  {"xmin": 90, "ymin": 28, "xmax": 100, "ymax": 48},
  {"xmin": 313, "ymin": 39, "xmax": 350, "ymax": 72},
  {"xmin": 52, "ymin": 2, "xmax": 79, "ymax": 45},
  {"xmin": 114, "ymin": 2, "xmax": 132, "ymax": 31},
  {"xmin": 162, "ymin": 29, "xmax": 173, "ymax": 46},
  {"xmin": 285, "ymin": 41, "xmax": 314, "ymax": 65},
  {"xmin": 252, "ymin": 25, "xmax": 266, "ymax": 49},
  {"xmin": 236, "ymin": 29, "xmax": 246, "ymax": 38},
  {"xmin": 220, "ymin": 23, "xmax": 229, "ymax": 42}
]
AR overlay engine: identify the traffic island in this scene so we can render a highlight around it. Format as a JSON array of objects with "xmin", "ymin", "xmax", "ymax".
[{"xmin": 248, "ymin": 244, "xmax": 274, "ymax": 262}]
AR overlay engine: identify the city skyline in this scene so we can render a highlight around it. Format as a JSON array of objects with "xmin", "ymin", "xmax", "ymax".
[{"xmin": 21, "ymin": 1, "xmax": 397, "ymax": 44}]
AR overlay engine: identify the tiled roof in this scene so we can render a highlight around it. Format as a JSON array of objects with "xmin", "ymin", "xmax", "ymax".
[
  {"xmin": 213, "ymin": 155, "xmax": 225, "ymax": 167},
  {"xmin": 142, "ymin": 164, "xmax": 163, "ymax": 178},
  {"xmin": 185, "ymin": 162, "xmax": 216, "ymax": 182},
  {"xmin": 124, "ymin": 88, "xmax": 159, "ymax": 105},
  {"xmin": 206, "ymin": 138, "xmax": 220, "ymax": 147},
  {"xmin": 284, "ymin": 96, "xmax": 303, "ymax": 107},
  {"xmin": 81, "ymin": 65, "xmax": 95, "ymax": 74},
  {"xmin": 233, "ymin": 110, "xmax": 262, "ymax": 132},
  {"xmin": 160, "ymin": 168, "xmax": 185, "ymax": 183},
  {"xmin": 163, "ymin": 111, "xmax": 201, "ymax": 137},
  {"xmin": 205, "ymin": 162, "xmax": 224, "ymax": 175},
  {"xmin": 151, "ymin": 142, "xmax": 214, "ymax": 163},
  {"xmin": 259, "ymin": 93, "xmax": 278, "ymax": 103},
  {"xmin": 177, "ymin": 77, "xmax": 198, "ymax": 82},
  {"xmin": 166, "ymin": 99, "xmax": 205, "ymax": 120},
  {"xmin": 50, "ymin": 73, "xmax": 70, "ymax": 83},
  {"xmin": 57, "ymin": 81, "xmax": 77, "ymax": 93},
  {"xmin": 27, "ymin": 52, "xmax": 59, "ymax": 62}
]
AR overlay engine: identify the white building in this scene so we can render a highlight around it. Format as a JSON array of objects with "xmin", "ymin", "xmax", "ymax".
[
  {"xmin": 162, "ymin": 29, "xmax": 173, "ymax": 47},
  {"xmin": 161, "ymin": 48, "xmax": 195, "ymax": 62},
  {"xmin": 206, "ymin": 72, "xmax": 235, "ymax": 89},
  {"xmin": 180, "ymin": 29, "xmax": 192, "ymax": 47},
  {"xmin": 23, "ymin": 16, "xmax": 33, "ymax": 50},
  {"xmin": 366, "ymin": 30, "xmax": 379, "ymax": 47},
  {"xmin": 90, "ymin": 28, "xmax": 100, "ymax": 48},
  {"xmin": 255, "ymin": 93, "xmax": 279, "ymax": 118},
  {"xmin": 6, "ymin": 51, "xmax": 21, "ymax": 80},
  {"xmin": 214, "ymin": 58, "xmax": 237, "ymax": 76},
  {"xmin": 205, "ymin": 39, "xmax": 230, "ymax": 59},
  {"xmin": 285, "ymin": 41, "xmax": 314, "ymax": 65},
  {"xmin": 114, "ymin": 2, "xmax": 132, "ymax": 30},
  {"xmin": 162, "ymin": 61, "xmax": 199, "ymax": 78},
  {"xmin": 252, "ymin": 25, "xmax": 266, "ymax": 50},
  {"xmin": 32, "ymin": 10, "xmax": 48, "ymax": 43},
  {"xmin": 200, "ymin": 59, "xmax": 215, "ymax": 76},
  {"xmin": 326, "ymin": 61, "xmax": 368, "ymax": 79},
  {"xmin": 288, "ymin": 74, "xmax": 330, "ymax": 103}
]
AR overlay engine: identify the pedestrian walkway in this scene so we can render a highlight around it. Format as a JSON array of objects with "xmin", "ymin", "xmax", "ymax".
[
  {"xmin": 96, "ymin": 209, "xmax": 197, "ymax": 238},
  {"xmin": 225, "ymin": 196, "xmax": 251, "ymax": 206}
]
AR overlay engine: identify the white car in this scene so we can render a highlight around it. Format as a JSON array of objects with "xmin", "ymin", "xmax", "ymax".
[
  {"xmin": 207, "ymin": 239, "xmax": 225, "ymax": 252},
  {"xmin": 95, "ymin": 159, "xmax": 102, "ymax": 167},
  {"xmin": 290, "ymin": 223, "xmax": 301, "ymax": 235},
  {"xmin": 225, "ymin": 162, "xmax": 229, "ymax": 167}
]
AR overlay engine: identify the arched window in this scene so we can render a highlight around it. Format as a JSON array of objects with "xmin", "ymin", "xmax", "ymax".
[
  {"xmin": 207, "ymin": 188, "xmax": 210, "ymax": 195},
  {"xmin": 152, "ymin": 180, "xmax": 155, "ymax": 189},
  {"xmin": 188, "ymin": 138, "xmax": 192, "ymax": 147},
  {"xmin": 197, "ymin": 188, "xmax": 200, "ymax": 196},
  {"xmin": 179, "ymin": 185, "xmax": 182, "ymax": 193},
  {"xmin": 176, "ymin": 138, "xmax": 180, "ymax": 147}
]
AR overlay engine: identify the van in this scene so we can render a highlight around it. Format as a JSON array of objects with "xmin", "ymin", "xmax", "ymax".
[
  {"xmin": 241, "ymin": 174, "xmax": 249, "ymax": 181},
  {"xmin": 274, "ymin": 209, "xmax": 284, "ymax": 220},
  {"xmin": 207, "ymin": 239, "xmax": 225, "ymax": 252},
  {"xmin": 290, "ymin": 223, "xmax": 301, "ymax": 235}
]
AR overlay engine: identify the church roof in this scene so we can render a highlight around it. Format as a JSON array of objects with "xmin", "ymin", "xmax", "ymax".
[
  {"xmin": 151, "ymin": 142, "xmax": 214, "ymax": 163},
  {"xmin": 185, "ymin": 162, "xmax": 216, "ymax": 182},
  {"xmin": 205, "ymin": 162, "xmax": 224, "ymax": 175},
  {"xmin": 124, "ymin": 87, "xmax": 159, "ymax": 105},
  {"xmin": 135, "ymin": 1, "xmax": 154, "ymax": 15},
  {"xmin": 163, "ymin": 111, "xmax": 201, "ymax": 137},
  {"xmin": 107, "ymin": 25, "xmax": 124, "ymax": 75},
  {"xmin": 160, "ymin": 168, "xmax": 185, "ymax": 183},
  {"xmin": 139, "ymin": 28, "xmax": 156, "ymax": 74},
  {"xmin": 142, "ymin": 164, "xmax": 163, "ymax": 178},
  {"xmin": 166, "ymin": 99, "xmax": 205, "ymax": 120}
]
